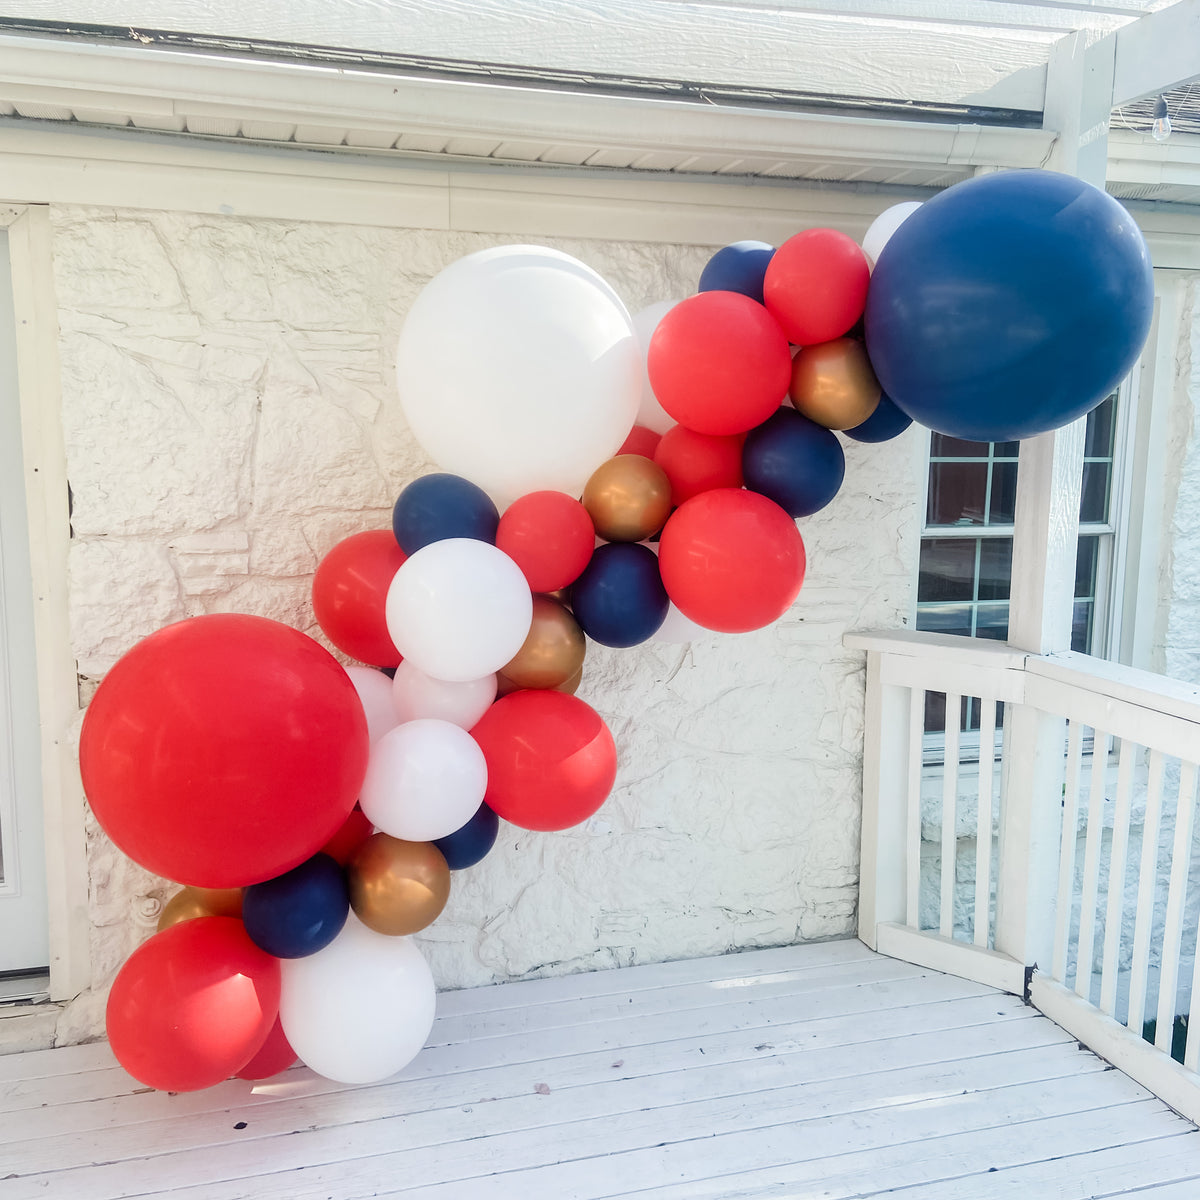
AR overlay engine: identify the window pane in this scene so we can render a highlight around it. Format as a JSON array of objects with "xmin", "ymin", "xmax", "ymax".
[
  {"xmin": 1084, "ymin": 394, "xmax": 1116, "ymax": 459},
  {"xmin": 1076, "ymin": 534, "xmax": 1099, "ymax": 600},
  {"xmin": 992, "ymin": 440, "xmax": 1020, "ymax": 459},
  {"xmin": 1080, "ymin": 461, "xmax": 1111, "ymax": 524},
  {"xmin": 988, "ymin": 461, "xmax": 1018, "ymax": 525},
  {"xmin": 916, "ymin": 603, "xmax": 973, "ymax": 637},
  {"xmin": 927, "ymin": 461, "xmax": 988, "ymax": 526},
  {"xmin": 978, "ymin": 538, "xmax": 1013, "ymax": 601},
  {"xmin": 930, "ymin": 433, "xmax": 988, "ymax": 458},
  {"xmin": 918, "ymin": 538, "xmax": 977, "ymax": 602},
  {"xmin": 975, "ymin": 603, "xmax": 1009, "ymax": 641},
  {"xmin": 1072, "ymin": 599, "xmax": 1094, "ymax": 653}
]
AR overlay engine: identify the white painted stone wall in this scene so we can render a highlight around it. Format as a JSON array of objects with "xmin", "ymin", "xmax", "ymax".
[{"xmin": 52, "ymin": 204, "xmax": 926, "ymax": 1044}]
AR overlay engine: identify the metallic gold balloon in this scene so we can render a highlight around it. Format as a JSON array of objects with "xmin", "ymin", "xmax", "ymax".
[
  {"xmin": 500, "ymin": 595, "xmax": 586, "ymax": 690},
  {"xmin": 157, "ymin": 886, "xmax": 243, "ymax": 932},
  {"xmin": 582, "ymin": 455, "xmax": 673, "ymax": 542},
  {"xmin": 347, "ymin": 834, "xmax": 450, "ymax": 936},
  {"xmin": 555, "ymin": 664, "xmax": 583, "ymax": 695},
  {"xmin": 789, "ymin": 338, "xmax": 881, "ymax": 430}
]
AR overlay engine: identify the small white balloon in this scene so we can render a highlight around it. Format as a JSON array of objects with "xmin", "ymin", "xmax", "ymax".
[
  {"xmin": 360, "ymin": 718, "xmax": 488, "ymax": 842},
  {"xmin": 345, "ymin": 666, "xmax": 400, "ymax": 744},
  {"xmin": 632, "ymin": 299, "xmax": 680, "ymax": 434},
  {"xmin": 279, "ymin": 914, "xmax": 436, "ymax": 1085},
  {"xmin": 653, "ymin": 603, "xmax": 713, "ymax": 644},
  {"xmin": 385, "ymin": 539, "xmax": 532, "ymax": 683},
  {"xmin": 392, "ymin": 660, "xmax": 497, "ymax": 729},
  {"xmin": 862, "ymin": 202, "xmax": 923, "ymax": 268}
]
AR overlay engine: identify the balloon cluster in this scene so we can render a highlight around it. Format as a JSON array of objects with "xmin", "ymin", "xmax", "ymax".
[{"xmin": 78, "ymin": 169, "xmax": 1154, "ymax": 1094}]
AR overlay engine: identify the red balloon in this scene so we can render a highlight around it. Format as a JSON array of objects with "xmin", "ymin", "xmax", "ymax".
[
  {"xmin": 236, "ymin": 1014, "xmax": 298, "ymax": 1081},
  {"xmin": 763, "ymin": 228, "xmax": 870, "ymax": 346},
  {"xmin": 320, "ymin": 806, "xmax": 375, "ymax": 866},
  {"xmin": 658, "ymin": 489, "xmax": 806, "ymax": 633},
  {"xmin": 107, "ymin": 917, "xmax": 281, "ymax": 1092},
  {"xmin": 471, "ymin": 691, "xmax": 617, "ymax": 831},
  {"xmin": 496, "ymin": 491, "xmax": 596, "ymax": 594},
  {"xmin": 653, "ymin": 425, "xmax": 745, "ymax": 506},
  {"xmin": 312, "ymin": 530, "xmax": 407, "ymax": 667},
  {"xmin": 618, "ymin": 424, "xmax": 662, "ymax": 458},
  {"xmin": 646, "ymin": 291, "xmax": 791, "ymax": 436},
  {"xmin": 79, "ymin": 614, "xmax": 370, "ymax": 888}
]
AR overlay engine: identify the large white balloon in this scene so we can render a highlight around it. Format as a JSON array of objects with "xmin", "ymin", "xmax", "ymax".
[
  {"xmin": 395, "ymin": 245, "xmax": 641, "ymax": 505},
  {"xmin": 631, "ymin": 299, "xmax": 680, "ymax": 434},
  {"xmin": 345, "ymin": 666, "xmax": 400, "ymax": 744},
  {"xmin": 862, "ymin": 201, "xmax": 923, "ymax": 268},
  {"xmin": 360, "ymin": 718, "xmax": 487, "ymax": 841},
  {"xmin": 391, "ymin": 660, "xmax": 497, "ymax": 729},
  {"xmin": 279, "ymin": 915, "xmax": 436, "ymax": 1084},
  {"xmin": 386, "ymin": 539, "xmax": 532, "ymax": 682}
]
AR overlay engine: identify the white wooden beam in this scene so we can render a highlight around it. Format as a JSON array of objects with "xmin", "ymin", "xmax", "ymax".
[{"xmin": 1112, "ymin": 0, "xmax": 1200, "ymax": 105}]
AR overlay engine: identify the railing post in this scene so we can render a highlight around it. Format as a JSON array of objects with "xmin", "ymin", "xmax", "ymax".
[{"xmin": 858, "ymin": 650, "xmax": 912, "ymax": 950}]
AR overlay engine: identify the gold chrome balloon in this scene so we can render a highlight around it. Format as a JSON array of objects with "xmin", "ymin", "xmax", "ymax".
[
  {"xmin": 789, "ymin": 338, "xmax": 881, "ymax": 430},
  {"xmin": 582, "ymin": 455, "xmax": 673, "ymax": 542},
  {"xmin": 555, "ymin": 664, "xmax": 583, "ymax": 695},
  {"xmin": 500, "ymin": 595, "xmax": 586, "ymax": 690},
  {"xmin": 157, "ymin": 886, "xmax": 243, "ymax": 932},
  {"xmin": 347, "ymin": 834, "xmax": 450, "ymax": 936}
]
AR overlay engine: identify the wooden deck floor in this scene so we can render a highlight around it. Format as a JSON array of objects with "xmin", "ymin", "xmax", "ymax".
[{"xmin": 4, "ymin": 939, "xmax": 1200, "ymax": 1199}]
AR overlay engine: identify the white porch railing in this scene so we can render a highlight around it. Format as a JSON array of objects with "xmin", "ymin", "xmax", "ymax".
[{"xmin": 848, "ymin": 629, "xmax": 1200, "ymax": 1123}]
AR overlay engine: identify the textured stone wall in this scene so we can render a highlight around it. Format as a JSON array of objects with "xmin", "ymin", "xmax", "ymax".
[{"xmin": 53, "ymin": 204, "xmax": 926, "ymax": 1043}]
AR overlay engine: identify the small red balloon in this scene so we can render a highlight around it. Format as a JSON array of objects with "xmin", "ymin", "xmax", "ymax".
[
  {"xmin": 618, "ymin": 424, "xmax": 662, "ymax": 458},
  {"xmin": 107, "ymin": 917, "xmax": 281, "ymax": 1092},
  {"xmin": 320, "ymin": 806, "xmax": 375, "ymax": 866},
  {"xmin": 471, "ymin": 691, "xmax": 617, "ymax": 832},
  {"xmin": 658, "ymin": 489, "xmax": 806, "ymax": 633},
  {"xmin": 653, "ymin": 425, "xmax": 745, "ymax": 506},
  {"xmin": 763, "ymin": 228, "xmax": 870, "ymax": 346},
  {"xmin": 312, "ymin": 530, "xmax": 407, "ymax": 667},
  {"xmin": 79, "ymin": 615, "xmax": 370, "ymax": 888},
  {"xmin": 236, "ymin": 1014, "xmax": 299, "ymax": 1081},
  {"xmin": 646, "ymin": 291, "xmax": 791, "ymax": 436},
  {"xmin": 496, "ymin": 491, "xmax": 596, "ymax": 594}
]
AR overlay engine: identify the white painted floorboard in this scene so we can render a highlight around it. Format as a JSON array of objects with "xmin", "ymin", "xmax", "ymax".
[{"xmin": 3, "ymin": 939, "xmax": 1199, "ymax": 1199}]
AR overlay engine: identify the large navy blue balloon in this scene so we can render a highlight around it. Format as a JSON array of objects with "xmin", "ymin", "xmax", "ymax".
[
  {"xmin": 571, "ymin": 542, "xmax": 668, "ymax": 647},
  {"xmin": 698, "ymin": 241, "xmax": 776, "ymax": 305},
  {"xmin": 242, "ymin": 853, "xmax": 349, "ymax": 959},
  {"xmin": 742, "ymin": 408, "xmax": 845, "ymax": 518},
  {"xmin": 864, "ymin": 170, "xmax": 1153, "ymax": 442},
  {"xmin": 434, "ymin": 802, "xmax": 500, "ymax": 870},
  {"xmin": 843, "ymin": 394, "xmax": 913, "ymax": 444},
  {"xmin": 392, "ymin": 472, "xmax": 499, "ymax": 554}
]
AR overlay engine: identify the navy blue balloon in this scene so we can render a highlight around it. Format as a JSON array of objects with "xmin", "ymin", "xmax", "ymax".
[
  {"xmin": 698, "ymin": 241, "xmax": 776, "ymax": 305},
  {"xmin": 843, "ymin": 394, "xmax": 913, "ymax": 444},
  {"xmin": 242, "ymin": 853, "xmax": 349, "ymax": 959},
  {"xmin": 571, "ymin": 542, "xmax": 668, "ymax": 648},
  {"xmin": 742, "ymin": 408, "xmax": 845, "ymax": 518},
  {"xmin": 433, "ymin": 802, "xmax": 500, "ymax": 871},
  {"xmin": 864, "ymin": 170, "xmax": 1153, "ymax": 442},
  {"xmin": 392, "ymin": 473, "xmax": 499, "ymax": 554}
]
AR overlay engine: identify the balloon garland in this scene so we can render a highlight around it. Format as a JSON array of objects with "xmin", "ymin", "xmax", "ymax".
[{"xmin": 78, "ymin": 169, "xmax": 1154, "ymax": 1091}]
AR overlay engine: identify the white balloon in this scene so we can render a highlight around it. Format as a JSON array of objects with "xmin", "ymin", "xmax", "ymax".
[
  {"xmin": 345, "ymin": 666, "xmax": 400, "ymax": 744},
  {"xmin": 359, "ymin": 718, "xmax": 487, "ymax": 841},
  {"xmin": 862, "ymin": 202, "xmax": 923, "ymax": 268},
  {"xmin": 654, "ymin": 603, "xmax": 713, "ymax": 644},
  {"xmin": 386, "ymin": 539, "xmax": 532, "ymax": 682},
  {"xmin": 631, "ymin": 299, "xmax": 680, "ymax": 434},
  {"xmin": 395, "ymin": 246, "xmax": 641, "ymax": 505},
  {"xmin": 279, "ymin": 915, "xmax": 436, "ymax": 1085},
  {"xmin": 392, "ymin": 660, "xmax": 497, "ymax": 729}
]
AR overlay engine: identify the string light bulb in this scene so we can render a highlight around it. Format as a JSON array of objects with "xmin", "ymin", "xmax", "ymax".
[{"xmin": 1152, "ymin": 94, "xmax": 1172, "ymax": 142}]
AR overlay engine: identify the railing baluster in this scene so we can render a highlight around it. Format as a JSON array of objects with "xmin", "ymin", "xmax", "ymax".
[
  {"xmin": 1100, "ymin": 737, "xmax": 1137, "ymax": 1017},
  {"xmin": 1127, "ymin": 748, "xmax": 1166, "ymax": 1034},
  {"xmin": 941, "ymin": 692, "xmax": 961, "ymax": 938},
  {"xmin": 974, "ymin": 697, "xmax": 998, "ymax": 948},
  {"xmin": 906, "ymin": 687, "xmax": 925, "ymax": 928},
  {"xmin": 1076, "ymin": 728, "xmax": 1110, "ymax": 999},
  {"xmin": 1159, "ymin": 760, "xmax": 1198, "ymax": 1054},
  {"xmin": 1052, "ymin": 717, "xmax": 1084, "ymax": 981}
]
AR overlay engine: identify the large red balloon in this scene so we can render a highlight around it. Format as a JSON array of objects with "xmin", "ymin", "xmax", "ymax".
[
  {"xmin": 79, "ymin": 614, "xmax": 370, "ymax": 888},
  {"xmin": 653, "ymin": 425, "xmax": 745, "ymax": 506},
  {"xmin": 107, "ymin": 917, "xmax": 281, "ymax": 1092},
  {"xmin": 646, "ymin": 291, "xmax": 791, "ymax": 436},
  {"xmin": 763, "ymin": 228, "xmax": 870, "ymax": 346},
  {"xmin": 312, "ymin": 530, "xmax": 407, "ymax": 667},
  {"xmin": 236, "ymin": 1014, "xmax": 299, "ymax": 1081},
  {"xmin": 471, "ymin": 691, "xmax": 617, "ymax": 831},
  {"xmin": 496, "ymin": 491, "xmax": 596, "ymax": 594},
  {"xmin": 657, "ymin": 489, "xmax": 807, "ymax": 633}
]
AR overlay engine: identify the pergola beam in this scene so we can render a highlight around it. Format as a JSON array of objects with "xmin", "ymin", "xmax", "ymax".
[{"xmin": 1112, "ymin": 0, "xmax": 1200, "ymax": 105}]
